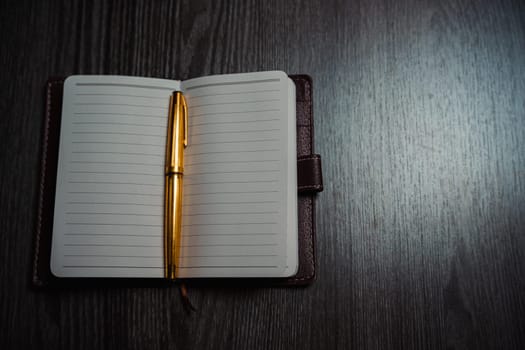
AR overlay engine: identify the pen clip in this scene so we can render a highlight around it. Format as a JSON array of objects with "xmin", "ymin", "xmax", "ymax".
[{"xmin": 181, "ymin": 93, "xmax": 188, "ymax": 147}]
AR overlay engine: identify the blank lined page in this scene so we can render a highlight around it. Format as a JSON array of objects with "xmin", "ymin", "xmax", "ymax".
[
  {"xmin": 50, "ymin": 76, "xmax": 180, "ymax": 277},
  {"xmin": 179, "ymin": 71, "xmax": 297, "ymax": 277}
]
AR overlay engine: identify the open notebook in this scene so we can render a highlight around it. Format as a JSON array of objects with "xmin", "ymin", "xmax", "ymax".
[{"xmin": 49, "ymin": 71, "xmax": 298, "ymax": 279}]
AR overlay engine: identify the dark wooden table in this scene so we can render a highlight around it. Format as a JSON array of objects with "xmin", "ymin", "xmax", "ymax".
[{"xmin": 1, "ymin": 0, "xmax": 524, "ymax": 349}]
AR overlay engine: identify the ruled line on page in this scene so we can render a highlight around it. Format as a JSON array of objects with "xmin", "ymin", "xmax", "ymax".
[
  {"xmin": 190, "ymin": 98, "xmax": 280, "ymax": 108},
  {"xmin": 178, "ymin": 243, "xmax": 278, "ymax": 247},
  {"xmin": 74, "ymin": 112, "xmax": 166, "ymax": 118},
  {"xmin": 75, "ymin": 93, "xmax": 167, "ymax": 99},
  {"xmin": 186, "ymin": 89, "xmax": 277, "ymax": 99},
  {"xmin": 64, "ymin": 243, "xmax": 161, "ymax": 247},
  {"xmin": 182, "ymin": 232, "xmax": 278, "ymax": 237},
  {"xmin": 185, "ymin": 159, "xmax": 278, "ymax": 166},
  {"xmin": 182, "ymin": 222, "xmax": 277, "ymax": 226},
  {"xmin": 184, "ymin": 190, "xmax": 279, "ymax": 196},
  {"xmin": 190, "ymin": 118, "xmax": 280, "ymax": 127},
  {"xmin": 65, "ymin": 223, "xmax": 162, "ymax": 227},
  {"xmin": 65, "ymin": 233, "xmax": 160, "ymax": 237},
  {"xmin": 66, "ymin": 212, "xmax": 162, "ymax": 217},
  {"xmin": 185, "ymin": 170, "xmax": 278, "ymax": 176},
  {"xmin": 69, "ymin": 161, "xmax": 159, "ymax": 166},
  {"xmin": 71, "ymin": 151, "xmax": 163, "ymax": 157},
  {"xmin": 63, "ymin": 266, "xmax": 163, "ymax": 269},
  {"xmin": 76, "ymin": 82, "xmax": 176, "ymax": 90},
  {"xmin": 74, "ymin": 103, "xmax": 167, "ymax": 109},
  {"xmin": 66, "ymin": 201, "xmax": 161, "ymax": 206},
  {"xmin": 68, "ymin": 171, "xmax": 161, "ymax": 176},
  {"xmin": 72, "ymin": 141, "xmax": 164, "ymax": 147},
  {"xmin": 187, "ymin": 149, "xmax": 279, "ymax": 156},
  {"xmin": 67, "ymin": 182, "xmax": 161, "ymax": 187},
  {"xmin": 65, "ymin": 254, "xmax": 160, "ymax": 258},
  {"xmin": 190, "ymin": 128, "xmax": 280, "ymax": 137},
  {"xmin": 182, "ymin": 211, "xmax": 277, "ymax": 216},
  {"xmin": 182, "ymin": 254, "xmax": 279, "ymax": 258},
  {"xmin": 72, "ymin": 121, "xmax": 166, "ymax": 127},
  {"xmin": 189, "ymin": 139, "xmax": 279, "ymax": 146},
  {"xmin": 178, "ymin": 266, "xmax": 279, "ymax": 269},
  {"xmin": 191, "ymin": 109, "xmax": 279, "ymax": 118},
  {"xmin": 71, "ymin": 131, "xmax": 164, "ymax": 137},
  {"xmin": 67, "ymin": 201, "xmax": 162, "ymax": 207},
  {"xmin": 185, "ymin": 180, "xmax": 277, "ymax": 186},
  {"xmin": 68, "ymin": 179, "xmax": 164, "ymax": 187},
  {"xmin": 183, "ymin": 200, "xmax": 278, "ymax": 205},
  {"xmin": 68, "ymin": 191, "xmax": 161, "ymax": 196},
  {"xmin": 61, "ymin": 265, "xmax": 277, "ymax": 269},
  {"xmin": 184, "ymin": 78, "xmax": 279, "ymax": 90}
]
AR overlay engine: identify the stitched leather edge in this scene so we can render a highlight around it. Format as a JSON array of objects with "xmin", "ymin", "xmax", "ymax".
[
  {"xmin": 287, "ymin": 75, "xmax": 316, "ymax": 284},
  {"xmin": 298, "ymin": 155, "xmax": 320, "ymax": 161},
  {"xmin": 33, "ymin": 79, "xmax": 63, "ymax": 286}
]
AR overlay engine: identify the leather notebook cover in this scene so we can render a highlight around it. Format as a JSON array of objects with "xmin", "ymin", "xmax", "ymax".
[{"xmin": 32, "ymin": 75, "xmax": 323, "ymax": 287}]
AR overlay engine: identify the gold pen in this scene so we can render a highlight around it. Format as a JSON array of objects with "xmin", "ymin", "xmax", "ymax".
[{"xmin": 164, "ymin": 91, "xmax": 188, "ymax": 280}]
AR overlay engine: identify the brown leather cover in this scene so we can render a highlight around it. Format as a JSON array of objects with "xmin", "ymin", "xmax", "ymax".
[{"xmin": 32, "ymin": 75, "xmax": 322, "ymax": 287}]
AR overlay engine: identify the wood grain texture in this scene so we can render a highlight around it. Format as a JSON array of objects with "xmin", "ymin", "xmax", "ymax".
[{"xmin": 0, "ymin": 0, "xmax": 524, "ymax": 349}]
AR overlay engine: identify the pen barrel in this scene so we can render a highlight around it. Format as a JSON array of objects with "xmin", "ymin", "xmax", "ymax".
[
  {"xmin": 164, "ymin": 173, "xmax": 183, "ymax": 279},
  {"xmin": 164, "ymin": 91, "xmax": 187, "ymax": 279},
  {"xmin": 166, "ymin": 92, "xmax": 187, "ymax": 174}
]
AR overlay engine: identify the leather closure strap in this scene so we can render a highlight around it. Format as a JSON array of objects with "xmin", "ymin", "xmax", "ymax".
[{"xmin": 297, "ymin": 154, "xmax": 323, "ymax": 193}]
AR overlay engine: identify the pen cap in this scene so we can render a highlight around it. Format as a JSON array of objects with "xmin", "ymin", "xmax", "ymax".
[{"xmin": 165, "ymin": 91, "xmax": 187, "ymax": 174}]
